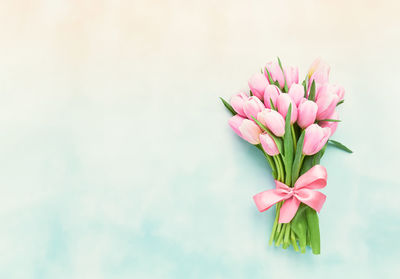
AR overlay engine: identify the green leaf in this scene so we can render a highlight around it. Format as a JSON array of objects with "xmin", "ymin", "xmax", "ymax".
[
  {"xmin": 283, "ymin": 104, "xmax": 294, "ymax": 185},
  {"xmin": 302, "ymin": 79, "xmax": 307, "ymax": 97},
  {"xmin": 308, "ymin": 80, "xmax": 316, "ymax": 101},
  {"xmin": 252, "ymin": 117, "xmax": 284, "ymax": 154},
  {"xmin": 256, "ymin": 144, "xmax": 277, "ymax": 179},
  {"xmin": 277, "ymin": 57, "xmax": 288, "ymax": 93},
  {"xmin": 313, "ymin": 144, "xmax": 327, "ymax": 165},
  {"xmin": 305, "ymin": 207, "xmax": 320, "ymax": 255},
  {"xmin": 336, "ymin": 99, "xmax": 344, "ymax": 106},
  {"xmin": 269, "ymin": 98, "xmax": 277, "ymax": 111},
  {"xmin": 300, "ymin": 155, "xmax": 313, "ymax": 175},
  {"xmin": 328, "ymin": 139, "xmax": 353, "ymax": 153},
  {"xmin": 319, "ymin": 119, "xmax": 341, "ymax": 122},
  {"xmin": 299, "ymin": 144, "xmax": 327, "ymax": 175},
  {"xmin": 220, "ymin": 97, "xmax": 236, "ymax": 115},
  {"xmin": 291, "ymin": 204, "xmax": 308, "ymax": 253},
  {"xmin": 252, "ymin": 116, "xmax": 267, "ymax": 130},
  {"xmin": 291, "ymin": 130, "xmax": 305, "ymax": 185},
  {"xmin": 264, "ymin": 67, "xmax": 274, "ymax": 84},
  {"xmin": 249, "ymin": 90, "xmax": 253, "ymax": 96}
]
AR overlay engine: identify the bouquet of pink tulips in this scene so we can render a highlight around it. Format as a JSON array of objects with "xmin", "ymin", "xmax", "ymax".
[{"xmin": 220, "ymin": 58, "xmax": 352, "ymax": 254}]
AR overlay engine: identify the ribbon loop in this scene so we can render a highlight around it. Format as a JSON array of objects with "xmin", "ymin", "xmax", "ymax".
[
  {"xmin": 294, "ymin": 165, "xmax": 327, "ymax": 190},
  {"xmin": 253, "ymin": 165, "xmax": 328, "ymax": 223}
]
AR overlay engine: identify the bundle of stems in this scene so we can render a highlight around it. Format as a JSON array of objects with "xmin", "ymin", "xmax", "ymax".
[{"xmin": 254, "ymin": 105, "xmax": 326, "ymax": 254}]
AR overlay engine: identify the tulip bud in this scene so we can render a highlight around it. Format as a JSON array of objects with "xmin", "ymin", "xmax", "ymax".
[
  {"xmin": 263, "ymin": 85, "xmax": 280, "ymax": 108},
  {"xmin": 230, "ymin": 92, "xmax": 248, "ymax": 116},
  {"xmin": 303, "ymin": 124, "xmax": 331, "ymax": 155},
  {"xmin": 319, "ymin": 111, "xmax": 339, "ymax": 136},
  {"xmin": 297, "ymin": 100, "xmax": 318, "ymax": 129},
  {"xmin": 243, "ymin": 96, "xmax": 265, "ymax": 120},
  {"xmin": 315, "ymin": 85, "xmax": 340, "ymax": 120},
  {"xmin": 239, "ymin": 119, "xmax": 262, "ymax": 144},
  {"xmin": 264, "ymin": 61, "xmax": 285, "ymax": 89},
  {"xmin": 228, "ymin": 115, "xmax": 245, "ymax": 138},
  {"xmin": 257, "ymin": 109, "xmax": 285, "ymax": 137},
  {"xmin": 288, "ymin": 84, "xmax": 304, "ymax": 106},
  {"xmin": 229, "ymin": 115, "xmax": 262, "ymax": 144},
  {"xmin": 276, "ymin": 93, "xmax": 298, "ymax": 124},
  {"xmin": 260, "ymin": 133, "xmax": 279, "ymax": 156},
  {"xmin": 330, "ymin": 84, "xmax": 345, "ymax": 101},
  {"xmin": 284, "ymin": 66, "xmax": 299, "ymax": 89},
  {"xmin": 307, "ymin": 57, "xmax": 330, "ymax": 85},
  {"xmin": 248, "ymin": 73, "xmax": 268, "ymax": 100}
]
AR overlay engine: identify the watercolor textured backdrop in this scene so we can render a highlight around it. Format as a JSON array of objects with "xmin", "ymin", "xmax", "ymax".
[{"xmin": 0, "ymin": 0, "xmax": 399, "ymax": 278}]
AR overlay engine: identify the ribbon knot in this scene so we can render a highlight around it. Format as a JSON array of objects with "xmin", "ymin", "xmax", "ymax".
[
  {"xmin": 287, "ymin": 188, "xmax": 296, "ymax": 196},
  {"xmin": 253, "ymin": 165, "xmax": 328, "ymax": 223}
]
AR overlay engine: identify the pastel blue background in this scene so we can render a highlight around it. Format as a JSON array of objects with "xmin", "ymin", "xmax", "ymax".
[{"xmin": 0, "ymin": 0, "xmax": 399, "ymax": 278}]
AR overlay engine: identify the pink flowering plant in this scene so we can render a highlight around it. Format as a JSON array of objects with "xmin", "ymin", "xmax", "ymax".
[{"xmin": 220, "ymin": 58, "xmax": 352, "ymax": 254}]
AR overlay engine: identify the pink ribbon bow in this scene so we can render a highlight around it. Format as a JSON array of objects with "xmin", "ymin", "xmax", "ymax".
[{"xmin": 253, "ymin": 165, "xmax": 328, "ymax": 223}]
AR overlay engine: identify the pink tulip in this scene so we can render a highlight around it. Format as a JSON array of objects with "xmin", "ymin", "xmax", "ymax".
[
  {"xmin": 229, "ymin": 115, "xmax": 261, "ymax": 144},
  {"xmin": 314, "ymin": 83, "xmax": 324, "ymax": 100},
  {"xmin": 297, "ymin": 100, "xmax": 318, "ymax": 129},
  {"xmin": 315, "ymin": 85, "xmax": 340, "ymax": 120},
  {"xmin": 284, "ymin": 66, "xmax": 299, "ymax": 89},
  {"xmin": 243, "ymin": 96, "xmax": 265, "ymax": 120},
  {"xmin": 330, "ymin": 84, "xmax": 345, "ymax": 101},
  {"xmin": 239, "ymin": 119, "xmax": 262, "ymax": 144},
  {"xmin": 316, "ymin": 84, "xmax": 344, "ymax": 101},
  {"xmin": 230, "ymin": 92, "xmax": 248, "ymax": 116},
  {"xmin": 257, "ymin": 109, "xmax": 285, "ymax": 137},
  {"xmin": 319, "ymin": 111, "xmax": 339, "ymax": 136},
  {"xmin": 263, "ymin": 85, "xmax": 280, "ymax": 108},
  {"xmin": 276, "ymin": 94, "xmax": 298, "ymax": 124},
  {"xmin": 264, "ymin": 61, "xmax": 285, "ymax": 89},
  {"xmin": 308, "ymin": 57, "xmax": 330, "ymax": 85},
  {"xmin": 248, "ymin": 73, "xmax": 268, "ymax": 100},
  {"xmin": 260, "ymin": 133, "xmax": 279, "ymax": 156},
  {"xmin": 303, "ymin": 124, "xmax": 331, "ymax": 155},
  {"xmin": 228, "ymin": 115, "xmax": 245, "ymax": 138},
  {"xmin": 288, "ymin": 84, "xmax": 304, "ymax": 106}
]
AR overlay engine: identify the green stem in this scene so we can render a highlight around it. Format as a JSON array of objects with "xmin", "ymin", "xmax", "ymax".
[
  {"xmin": 275, "ymin": 222, "xmax": 283, "ymax": 242},
  {"xmin": 299, "ymin": 154, "xmax": 305, "ymax": 175},
  {"xmin": 291, "ymin": 124, "xmax": 297, "ymax": 151},
  {"xmin": 283, "ymin": 223, "xmax": 291, "ymax": 249},
  {"xmin": 275, "ymin": 223, "xmax": 287, "ymax": 247},
  {"xmin": 269, "ymin": 155, "xmax": 283, "ymax": 246},
  {"xmin": 256, "ymin": 145, "xmax": 277, "ymax": 179},
  {"xmin": 274, "ymin": 154, "xmax": 286, "ymax": 243},
  {"xmin": 272, "ymin": 156, "xmax": 281, "ymax": 181},
  {"xmin": 274, "ymin": 202, "xmax": 283, "ymax": 240},
  {"xmin": 277, "ymin": 155, "xmax": 285, "ymax": 182},
  {"xmin": 291, "ymin": 230, "xmax": 299, "ymax": 252},
  {"xmin": 265, "ymin": 154, "xmax": 277, "ymax": 179},
  {"xmin": 269, "ymin": 202, "xmax": 282, "ymax": 245}
]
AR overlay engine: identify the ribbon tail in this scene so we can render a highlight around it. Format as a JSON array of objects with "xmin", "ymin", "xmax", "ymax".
[
  {"xmin": 278, "ymin": 197, "xmax": 301, "ymax": 223},
  {"xmin": 253, "ymin": 189, "xmax": 286, "ymax": 212}
]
